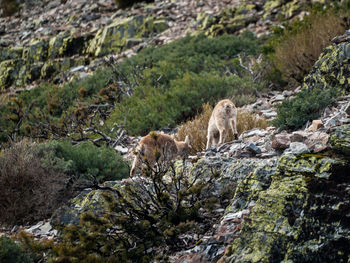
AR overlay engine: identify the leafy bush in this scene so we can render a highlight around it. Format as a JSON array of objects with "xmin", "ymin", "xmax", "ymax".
[
  {"xmin": 0, "ymin": 140, "xmax": 70, "ymax": 226},
  {"xmin": 272, "ymin": 86, "xmax": 338, "ymax": 130},
  {"xmin": 176, "ymin": 104, "xmax": 269, "ymax": 153},
  {"xmin": 34, "ymin": 140, "xmax": 129, "ymax": 184},
  {"xmin": 265, "ymin": 3, "xmax": 350, "ymax": 86},
  {"xmin": 0, "ymin": 236, "xmax": 32, "ymax": 263}
]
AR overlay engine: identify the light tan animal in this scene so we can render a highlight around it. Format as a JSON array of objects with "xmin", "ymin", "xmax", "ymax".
[
  {"xmin": 206, "ymin": 99, "xmax": 238, "ymax": 149},
  {"xmin": 130, "ymin": 132, "xmax": 191, "ymax": 177}
]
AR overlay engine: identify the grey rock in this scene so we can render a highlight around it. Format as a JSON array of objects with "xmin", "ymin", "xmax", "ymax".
[
  {"xmin": 284, "ymin": 142, "xmax": 310, "ymax": 155},
  {"xmin": 245, "ymin": 141, "xmax": 262, "ymax": 154}
]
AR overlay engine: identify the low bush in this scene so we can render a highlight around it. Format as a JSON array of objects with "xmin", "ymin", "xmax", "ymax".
[
  {"xmin": 109, "ymin": 74, "xmax": 261, "ymax": 136},
  {"xmin": 176, "ymin": 104, "xmax": 212, "ymax": 154},
  {"xmin": 0, "ymin": 236, "xmax": 32, "ymax": 263},
  {"xmin": 265, "ymin": 3, "xmax": 350, "ymax": 86},
  {"xmin": 33, "ymin": 140, "xmax": 129, "ymax": 184},
  {"xmin": 0, "ymin": 141, "xmax": 69, "ymax": 226},
  {"xmin": 176, "ymin": 104, "xmax": 269, "ymax": 153},
  {"xmin": 272, "ymin": 86, "xmax": 339, "ymax": 130}
]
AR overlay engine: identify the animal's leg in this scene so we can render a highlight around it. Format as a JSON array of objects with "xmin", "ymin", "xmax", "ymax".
[
  {"xmin": 230, "ymin": 118, "xmax": 238, "ymax": 140},
  {"xmin": 217, "ymin": 118, "xmax": 227, "ymax": 145},
  {"xmin": 206, "ymin": 131, "xmax": 214, "ymax": 149},
  {"xmin": 130, "ymin": 155, "xmax": 141, "ymax": 177}
]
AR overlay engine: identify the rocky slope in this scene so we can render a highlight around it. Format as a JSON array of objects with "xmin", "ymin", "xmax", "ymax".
[
  {"xmin": 12, "ymin": 29, "xmax": 350, "ymax": 262},
  {"xmin": 0, "ymin": 0, "xmax": 335, "ymax": 92},
  {"xmin": 1, "ymin": 0, "xmax": 350, "ymax": 262}
]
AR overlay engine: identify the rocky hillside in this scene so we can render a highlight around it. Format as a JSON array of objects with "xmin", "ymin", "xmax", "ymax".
[
  {"xmin": 1, "ymin": 0, "xmax": 350, "ymax": 262},
  {"xmin": 0, "ymin": 0, "xmax": 336, "ymax": 91}
]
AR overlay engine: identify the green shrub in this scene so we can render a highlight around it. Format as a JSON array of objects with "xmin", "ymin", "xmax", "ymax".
[
  {"xmin": 265, "ymin": 3, "xmax": 350, "ymax": 87},
  {"xmin": 0, "ymin": 140, "xmax": 70, "ymax": 226},
  {"xmin": 109, "ymin": 74, "xmax": 261, "ymax": 135},
  {"xmin": 34, "ymin": 140, "xmax": 129, "ymax": 184},
  {"xmin": 272, "ymin": 86, "xmax": 339, "ymax": 130},
  {"xmin": 0, "ymin": 236, "xmax": 32, "ymax": 263}
]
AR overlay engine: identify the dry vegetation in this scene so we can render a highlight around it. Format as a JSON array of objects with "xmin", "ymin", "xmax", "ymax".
[
  {"xmin": 176, "ymin": 104, "xmax": 269, "ymax": 154},
  {"xmin": 0, "ymin": 140, "xmax": 71, "ymax": 226},
  {"xmin": 274, "ymin": 10, "xmax": 350, "ymax": 85}
]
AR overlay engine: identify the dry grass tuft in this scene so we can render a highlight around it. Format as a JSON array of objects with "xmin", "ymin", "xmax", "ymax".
[
  {"xmin": 175, "ymin": 104, "xmax": 212, "ymax": 154},
  {"xmin": 236, "ymin": 110, "xmax": 269, "ymax": 135},
  {"xmin": 274, "ymin": 10, "xmax": 350, "ymax": 85},
  {"xmin": 176, "ymin": 104, "xmax": 269, "ymax": 154}
]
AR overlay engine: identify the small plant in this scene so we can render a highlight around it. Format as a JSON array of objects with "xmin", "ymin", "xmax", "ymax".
[
  {"xmin": 272, "ymin": 86, "xmax": 338, "ymax": 130},
  {"xmin": 236, "ymin": 110, "xmax": 269, "ymax": 135},
  {"xmin": 0, "ymin": 236, "xmax": 32, "ymax": 263},
  {"xmin": 176, "ymin": 103, "xmax": 213, "ymax": 154}
]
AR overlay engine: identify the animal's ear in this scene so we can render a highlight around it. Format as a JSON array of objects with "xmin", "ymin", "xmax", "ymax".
[
  {"xmin": 185, "ymin": 135, "xmax": 190, "ymax": 145},
  {"xmin": 171, "ymin": 134, "xmax": 175, "ymax": 139}
]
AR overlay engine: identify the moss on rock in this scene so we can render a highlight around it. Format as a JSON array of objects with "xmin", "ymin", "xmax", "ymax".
[
  {"xmin": 227, "ymin": 153, "xmax": 350, "ymax": 263},
  {"xmin": 330, "ymin": 124, "xmax": 350, "ymax": 156},
  {"xmin": 0, "ymin": 59, "xmax": 22, "ymax": 90},
  {"xmin": 303, "ymin": 42, "xmax": 350, "ymax": 92},
  {"xmin": 86, "ymin": 15, "xmax": 168, "ymax": 57},
  {"xmin": 22, "ymin": 39, "xmax": 48, "ymax": 63}
]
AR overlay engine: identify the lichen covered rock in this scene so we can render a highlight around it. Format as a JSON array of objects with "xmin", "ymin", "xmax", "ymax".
[
  {"xmin": 22, "ymin": 39, "xmax": 48, "ymax": 63},
  {"xmin": 330, "ymin": 124, "xmax": 350, "ymax": 156},
  {"xmin": 48, "ymin": 30, "xmax": 93, "ymax": 59},
  {"xmin": 226, "ymin": 153, "xmax": 350, "ymax": 263},
  {"xmin": 86, "ymin": 15, "xmax": 168, "ymax": 57},
  {"xmin": 0, "ymin": 59, "xmax": 22, "ymax": 90},
  {"xmin": 193, "ymin": 6, "xmax": 259, "ymax": 37},
  {"xmin": 303, "ymin": 41, "xmax": 350, "ymax": 92}
]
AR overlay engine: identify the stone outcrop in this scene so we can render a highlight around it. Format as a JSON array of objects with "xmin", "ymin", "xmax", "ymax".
[
  {"xmin": 303, "ymin": 29, "xmax": 350, "ymax": 92},
  {"xmin": 46, "ymin": 123, "xmax": 350, "ymax": 262},
  {"xmin": 190, "ymin": 0, "xmax": 335, "ymax": 37}
]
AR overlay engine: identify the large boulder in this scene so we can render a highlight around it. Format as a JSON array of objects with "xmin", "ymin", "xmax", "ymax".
[
  {"xmin": 86, "ymin": 15, "xmax": 168, "ymax": 57},
  {"xmin": 226, "ymin": 153, "xmax": 350, "ymax": 263},
  {"xmin": 303, "ymin": 36, "xmax": 350, "ymax": 92},
  {"xmin": 330, "ymin": 124, "xmax": 350, "ymax": 156},
  {"xmin": 22, "ymin": 39, "xmax": 48, "ymax": 63},
  {"xmin": 0, "ymin": 59, "xmax": 22, "ymax": 90}
]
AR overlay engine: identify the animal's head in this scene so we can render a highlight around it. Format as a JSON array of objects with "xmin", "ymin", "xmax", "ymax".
[
  {"xmin": 175, "ymin": 135, "xmax": 192, "ymax": 156},
  {"xmin": 224, "ymin": 101, "xmax": 236, "ymax": 114}
]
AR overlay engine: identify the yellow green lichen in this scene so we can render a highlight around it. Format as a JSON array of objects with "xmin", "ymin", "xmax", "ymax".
[{"xmin": 86, "ymin": 15, "xmax": 168, "ymax": 57}]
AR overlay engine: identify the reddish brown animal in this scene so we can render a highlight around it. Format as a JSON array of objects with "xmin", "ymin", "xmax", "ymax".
[
  {"xmin": 130, "ymin": 132, "xmax": 191, "ymax": 177},
  {"xmin": 206, "ymin": 99, "xmax": 238, "ymax": 149}
]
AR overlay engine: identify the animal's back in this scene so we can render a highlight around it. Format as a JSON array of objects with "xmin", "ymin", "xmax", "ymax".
[{"xmin": 138, "ymin": 133, "xmax": 178, "ymax": 164}]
